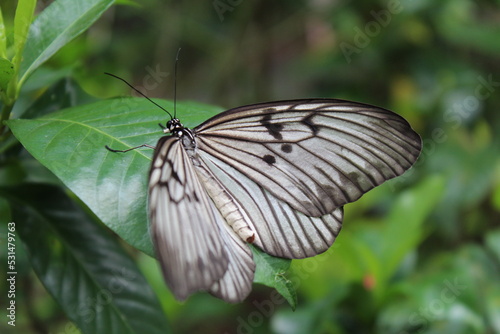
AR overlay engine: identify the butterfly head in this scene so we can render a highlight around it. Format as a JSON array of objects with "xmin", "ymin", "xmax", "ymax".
[{"xmin": 165, "ymin": 118, "xmax": 181, "ymax": 133}]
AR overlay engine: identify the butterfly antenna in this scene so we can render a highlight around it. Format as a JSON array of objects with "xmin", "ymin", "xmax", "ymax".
[
  {"xmin": 104, "ymin": 72, "xmax": 173, "ymax": 119},
  {"xmin": 174, "ymin": 48, "xmax": 181, "ymax": 119}
]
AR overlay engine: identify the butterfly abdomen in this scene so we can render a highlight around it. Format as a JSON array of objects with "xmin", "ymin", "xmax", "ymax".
[{"xmin": 192, "ymin": 155, "xmax": 256, "ymax": 244}]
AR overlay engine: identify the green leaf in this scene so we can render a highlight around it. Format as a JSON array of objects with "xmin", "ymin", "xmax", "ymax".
[
  {"xmin": 20, "ymin": 66, "xmax": 74, "ymax": 93},
  {"xmin": 13, "ymin": 0, "xmax": 36, "ymax": 59},
  {"xmin": 20, "ymin": 77, "xmax": 96, "ymax": 119},
  {"xmin": 7, "ymin": 98, "xmax": 223, "ymax": 256},
  {"xmin": 0, "ymin": 57, "xmax": 14, "ymax": 92},
  {"xmin": 378, "ymin": 175, "xmax": 445, "ymax": 280},
  {"xmin": 0, "ymin": 6, "xmax": 6, "ymax": 58},
  {"xmin": 19, "ymin": 0, "xmax": 115, "ymax": 86},
  {"xmin": 4, "ymin": 183, "xmax": 170, "ymax": 334},
  {"xmin": 2, "ymin": 0, "xmax": 36, "ymax": 101},
  {"xmin": 253, "ymin": 246, "xmax": 296, "ymax": 309}
]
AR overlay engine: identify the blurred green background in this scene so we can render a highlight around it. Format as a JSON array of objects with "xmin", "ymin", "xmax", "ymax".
[{"xmin": 1, "ymin": 0, "xmax": 499, "ymax": 333}]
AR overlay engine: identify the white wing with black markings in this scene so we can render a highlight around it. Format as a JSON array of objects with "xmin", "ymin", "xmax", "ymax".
[
  {"xmin": 149, "ymin": 135, "xmax": 254, "ymax": 302},
  {"xmin": 195, "ymin": 99, "xmax": 421, "ymax": 217},
  {"xmin": 141, "ymin": 98, "xmax": 421, "ymax": 303}
]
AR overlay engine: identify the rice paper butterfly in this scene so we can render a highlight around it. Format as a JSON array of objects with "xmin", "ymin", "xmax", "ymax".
[{"xmin": 106, "ymin": 80, "xmax": 421, "ymax": 303}]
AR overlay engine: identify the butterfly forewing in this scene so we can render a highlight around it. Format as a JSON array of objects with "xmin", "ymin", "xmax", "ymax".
[
  {"xmin": 149, "ymin": 135, "xmax": 254, "ymax": 301},
  {"xmin": 194, "ymin": 99, "xmax": 422, "ymax": 217}
]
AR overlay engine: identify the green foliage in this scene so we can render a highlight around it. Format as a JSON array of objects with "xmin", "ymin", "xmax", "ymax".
[
  {"xmin": 0, "ymin": 57, "xmax": 13, "ymax": 91},
  {"xmin": 5, "ymin": 183, "xmax": 169, "ymax": 334},
  {"xmin": 19, "ymin": 0, "xmax": 114, "ymax": 87},
  {"xmin": 0, "ymin": 0, "xmax": 499, "ymax": 333},
  {"xmin": 253, "ymin": 247, "xmax": 296, "ymax": 309}
]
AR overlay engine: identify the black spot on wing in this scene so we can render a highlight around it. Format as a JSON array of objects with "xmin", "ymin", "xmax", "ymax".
[
  {"xmin": 261, "ymin": 113, "xmax": 283, "ymax": 140},
  {"xmin": 281, "ymin": 143, "xmax": 292, "ymax": 153},
  {"xmin": 302, "ymin": 114, "xmax": 318, "ymax": 135},
  {"xmin": 263, "ymin": 154, "xmax": 276, "ymax": 165}
]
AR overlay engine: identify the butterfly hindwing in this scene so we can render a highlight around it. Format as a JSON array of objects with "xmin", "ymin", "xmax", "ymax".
[
  {"xmin": 194, "ymin": 99, "xmax": 422, "ymax": 217},
  {"xmin": 197, "ymin": 149, "xmax": 344, "ymax": 259},
  {"xmin": 208, "ymin": 217, "xmax": 255, "ymax": 302}
]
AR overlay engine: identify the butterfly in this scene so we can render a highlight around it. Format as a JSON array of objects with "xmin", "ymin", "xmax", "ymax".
[{"xmin": 106, "ymin": 77, "xmax": 422, "ymax": 303}]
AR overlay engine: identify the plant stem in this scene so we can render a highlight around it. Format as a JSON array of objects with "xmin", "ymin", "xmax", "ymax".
[{"xmin": 0, "ymin": 102, "xmax": 13, "ymax": 136}]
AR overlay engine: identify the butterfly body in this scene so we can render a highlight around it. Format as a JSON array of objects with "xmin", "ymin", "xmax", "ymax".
[{"xmin": 143, "ymin": 98, "xmax": 421, "ymax": 302}]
